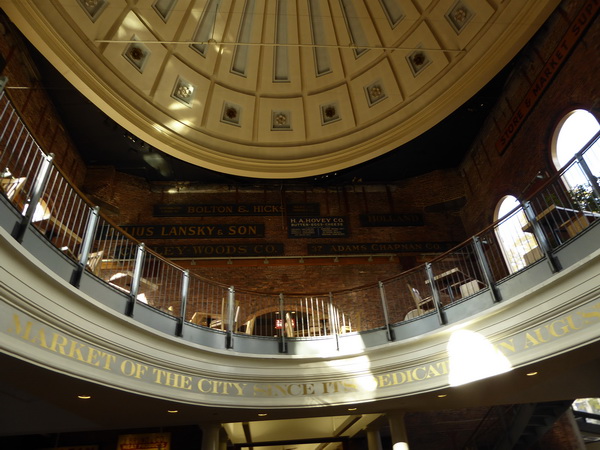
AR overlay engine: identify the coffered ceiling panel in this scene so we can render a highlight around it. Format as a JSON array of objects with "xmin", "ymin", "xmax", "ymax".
[
  {"xmin": 256, "ymin": 97, "xmax": 306, "ymax": 144},
  {"xmin": 389, "ymin": 21, "xmax": 449, "ymax": 98},
  {"xmin": 349, "ymin": 59, "xmax": 402, "ymax": 126},
  {"xmin": 1, "ymin": 0, "xmax": 559, "ymax": 178},
  {"xmin": 305, "ymin": 84, "xmax": 356, "ymax": 145},
  {"xmin": 153, "ymin": 56, "xmax": 213, "ymax": 126},
  {"xmin": 432, "ymin": 0, "xmax": 495, "ymax": 51},
  {"xmin": 206, "ymin": 83, "xmax": 256, "ymax": 141},
  {"xmin": 368, "ymin": 1, "xmax": 421, "ymax": 49}
]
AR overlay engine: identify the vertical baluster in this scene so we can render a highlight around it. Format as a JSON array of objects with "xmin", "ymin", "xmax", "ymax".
[
  {"xmin": 425, "ymin": 263, "xmax": 446, "ymax": 325},
  {"xmin": 126, "ymin": 243, "xmax": 146, "ymax": 317},
  {"xmin": 279, "ymin": 293, "xmax": 287, "ymax": 353},
  {"xmin": 13, "ymin": 153, "xmax": 54, "ymax": 242},
  {"xmin": 323, "ymin": 297, "xmax": 328, "ymax": 335},
  {"xmin": 177, "ymin": 270, "xmax": 190, "ymax": 337},
  {"xmin": 304, "ymin": 297, "xmax": 309, "ymax": 337},
  {"xmin": 200, "ymin": 279, "xmax": 207, "ymax": 325},
  {"xmin": 521, "ymin": 201, "xmax": 561, "ymax": 273},
  {"xmin": 329, "ymin": 293, "xmax": 339, "ymax": 351},
  {"xmin": 378, "ymin": 281, "xmax": 394, "ymax": 341},
  {"xmin": 0, "ymin": 89, "xmax": 12, "ymax": 127},
  {"xmin": 472, "ymin": 236, "xmax": 500, "ymax": 302},
  {"xmin": 311, "ymin": 298, "xmax": 316, "ymax": 336},
  {"xmin": 576, "ymin": 153, "xmax": 600, "ymax": 199},
  {"xmin": 314, "ymin": 297, "xmax": 323, "ymax": 336},
  {"xmin": 71, "ymin": 206, "xmax": 100, "ymax": 288},
  {"xmin": 2, "ymin": 111, "xmax": 21, "ymax": 166},
  {"xmin": 226, "ymin": 286, "xmax": 235, "ymax": 349},
  {"xmin": 5, "ymin": 125, "xmax": 26, "ymax": 172}
]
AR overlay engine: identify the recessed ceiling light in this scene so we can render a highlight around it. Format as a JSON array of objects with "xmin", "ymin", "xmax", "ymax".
[
  {"xmin": 526, "ymin": 371, "xmax": 538, "ymax": 376},
  {"xmin": 77, "ymin": 395, "xmax": 92, "ymax": 399},
  {"xmin": 167, "ymin": 410, "xmax": 179, "ymax": 414},
  {"xmin": 347, "ymin": 407, "xmax": 357, "ymax": 411},
  {"xmin": 258, "ymin": 413, "xmax": 268, "ymax": 417},
  {"xmin": 437, "ymin": 394, "xmax": 447, "ymax": 398}
]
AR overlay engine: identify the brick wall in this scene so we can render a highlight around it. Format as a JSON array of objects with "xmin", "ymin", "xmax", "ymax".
[
  {"xmin": 459, "ymin": 0, "xmax": 600, "ymax": 235},
  {"xmin": 83, "ymin": 168, "xmax": 466, "ymax": 294},
  {"xmin": 0, "ymin": 13, "xmax": 86, "ymax": 186}
]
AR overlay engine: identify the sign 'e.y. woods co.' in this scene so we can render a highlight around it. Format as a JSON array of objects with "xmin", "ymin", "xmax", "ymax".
[
  {"xmin": 119, "ymin": 224, "xmax": 265, "ymax": 239},
  {"xmin": 152, "ymin": 243, "xmax": 284, "ymax": 258}
]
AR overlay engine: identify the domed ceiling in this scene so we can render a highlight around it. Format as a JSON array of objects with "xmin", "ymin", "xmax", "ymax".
[{"xmin": 3, "ymin": 0, "xmax": 557, "ymax": 179}]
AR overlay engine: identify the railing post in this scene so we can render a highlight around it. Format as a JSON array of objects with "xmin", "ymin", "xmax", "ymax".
[
  {"xmin": 126, "ymin": 243, "xmax": 146, "ymax": 317},
  {"xmin": 0, "ymin": 76, "xmax": 7, "ymax": 94},
  {"xmin": 521, "ymin": 201, "xmax": 561, "ymax": 273},
  {"xmin": 226, "ymin": 286, "xmax": 235, "ymax": 349},
  {"xmin": 576, "ymin": 153, "xmax": 600, "ymax": 200},
  {"xmin": 279, "ymin": 293, "xmax": 287, "ymax": 353},
  {"xmin": 378, "ymin": 281, "xmax": 395, "ymax": 341},
  {"xmin": 13, "ymin": 153, "xmax": 54, "ymax": 243},
  {"xmin": 177, "ymin": 270, "xmax": 190, "ymax": 337},
  {"xmin": 425, "ymin": 263, "xmax": 447, "ymax": 325},
  {"xmin": 71, "ymin": 206, "xmax": 100, "ymax": 288},
  {"xmin": 472, "ymin": 236, "xmax": 501, "ymax": 303},
  {"xmin": 329, "ymin": 292, "xmax": 340, "ymax": 351}
]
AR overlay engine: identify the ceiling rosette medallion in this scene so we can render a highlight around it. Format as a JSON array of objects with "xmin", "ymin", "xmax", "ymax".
[
  {"xmin": 77, "ymin": 0, "xmax": 108, "ymax": 22},
  {"xmin": 446, "ymin": 1, "xmax": 475, "ymax": 34},
  {"xmin": 123, "ymin": 39, "xmax": 151, "ymax": 73}
]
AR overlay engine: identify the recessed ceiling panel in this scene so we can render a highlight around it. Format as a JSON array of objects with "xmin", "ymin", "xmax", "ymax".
[
  {"xmin": 349, "ymin": 59, "xmax": 402, "ymax": 126},
  {"xmin": 257, "ymin": 97, "xmax": 307, "ymax": 144},
  {"xmin": 154, "ymin": 56, "xmax": 212, "ymax": 127}
]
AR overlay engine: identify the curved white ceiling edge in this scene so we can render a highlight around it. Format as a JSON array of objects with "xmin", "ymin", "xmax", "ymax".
[
  {"xmin": 2, "ymin": 228, "xmax": 599, "ymax": 410},
  {"xmin": 2, "ymin": 1, "xmax": 559, "ymax": 178}
]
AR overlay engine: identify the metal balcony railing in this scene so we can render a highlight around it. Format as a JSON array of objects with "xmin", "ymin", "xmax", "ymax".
[{"xmin": 1, "ymin": 87, "xmax": 599, "ymax": 352}]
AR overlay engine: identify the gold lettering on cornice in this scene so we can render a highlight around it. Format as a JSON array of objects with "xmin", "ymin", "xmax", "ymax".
[
  {"xmin": 4, "ymin": 301, "xmax": 600, "ymax": 400},
  {"xmin": 10, "ymin": 314, "xmax": 117, "ymax": 371}
]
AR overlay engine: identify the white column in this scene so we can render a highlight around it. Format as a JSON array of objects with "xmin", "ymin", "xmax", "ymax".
[
  {"xmin": 367, "ymin": 425, "xmax": 383, "ymax": 450},
  {"xmin": 564, "ymin": 409, "xmax": 586, "ymax": 449},
  {"xmin": 201, "ymin": 423, "xmax": 221, "ymax": 450},
  {"xmin": 388, "ymin": 411, "xmax": 409, "ymax": 450},
  {"xmin": 219, "ymin": 426, "xmax": 229, "ymax": 450}
]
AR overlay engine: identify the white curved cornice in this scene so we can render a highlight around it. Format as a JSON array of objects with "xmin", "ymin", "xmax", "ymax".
[{"xmin": 2, "ymin": 227, "xmax": 600, "ymax": 411}]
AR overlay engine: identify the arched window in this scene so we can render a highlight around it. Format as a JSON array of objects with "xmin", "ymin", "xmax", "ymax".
[
  {"xmin": 552, "ymin": 109, "xmax": 600, "ymax": 189},
  {"xmin": 495, "ymin": 195, "xmax": 540, "ymax": 273}
]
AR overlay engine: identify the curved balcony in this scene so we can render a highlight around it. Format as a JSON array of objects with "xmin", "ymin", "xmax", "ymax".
[{"xmin": 1, "ymin": 88, "xmax": 600, "ymax": 412}]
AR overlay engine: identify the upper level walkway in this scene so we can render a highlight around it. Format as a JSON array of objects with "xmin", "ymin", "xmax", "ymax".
[{"xmin": 1, "ymin": 87, "xmax": 600, "ymax": 414}]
